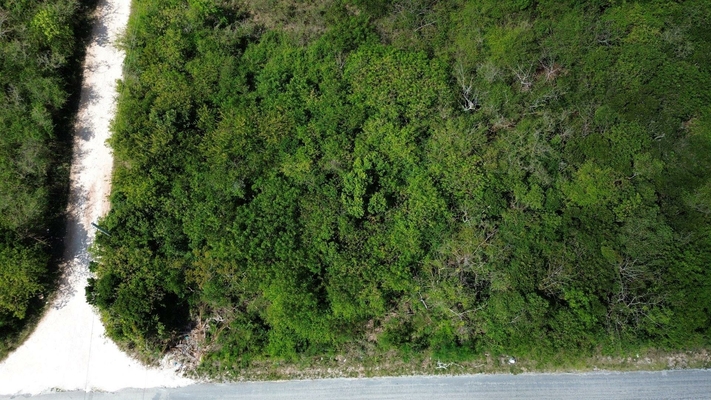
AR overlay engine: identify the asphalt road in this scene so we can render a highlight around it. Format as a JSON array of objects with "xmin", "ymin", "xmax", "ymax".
[{"xmin": 3, "ymin": 370, "xmax": 710, "ymax": 400}]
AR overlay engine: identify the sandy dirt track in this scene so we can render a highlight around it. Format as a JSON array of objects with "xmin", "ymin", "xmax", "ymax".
[{"xmin": 0, "ymin": 0, "xmax": 192, "ymax": 395}]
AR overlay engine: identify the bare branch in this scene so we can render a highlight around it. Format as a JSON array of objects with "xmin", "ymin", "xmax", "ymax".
[
  {"xmin": 0, "ymin": 9, "xmax": 9, "ymax": 39},
  {"xmin": 512, "ymin": 64, "xmax": 534, "ymax": 92},
  {"xmin": 419, "ymin": 293, "xmax": 429, "ymax": 310},
  {"xmin": 539, "ymin": 56, "xmax": 562, "ymax": 82},
  {"xmin": 455, "ymin": 62, "xmax": 482, "ymax": 112},
  {"xmin": 414, "ymin": 20, "xmax": 436, "ymax": 32}
]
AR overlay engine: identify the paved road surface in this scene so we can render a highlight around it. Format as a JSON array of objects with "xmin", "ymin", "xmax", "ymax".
[{"xmin": 3, "ymin": 370, "xmax": 710, "ymax": 399}]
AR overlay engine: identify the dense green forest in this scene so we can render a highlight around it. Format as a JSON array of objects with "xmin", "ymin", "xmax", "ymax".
[
  {"xmin": 0, "ymin": 0, "xmax": 91, "ymax": 356},
  {"xmin": 88, "ymin": 0, "xmax": 711, "ymax": 373}
]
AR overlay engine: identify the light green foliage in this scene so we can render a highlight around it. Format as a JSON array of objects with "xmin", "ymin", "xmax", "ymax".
[
  {"xmin": 564, "ymin": 162, "xmax": 616, "ymax": 207},
  {"xmin": 89, "ymin": 0, "xmax": 711, "ymax": 371},
  {"xmin": 31, "ymin": 7, "xmax": 67, "ymax": 42}
]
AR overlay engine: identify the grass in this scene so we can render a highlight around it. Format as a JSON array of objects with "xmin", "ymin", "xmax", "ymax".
[{"xmin": 188, "ymin": 342, "xmax": 711, "ymax": 382}]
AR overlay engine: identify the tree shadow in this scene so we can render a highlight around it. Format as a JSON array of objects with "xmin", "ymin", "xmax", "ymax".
[{"xmin": 53, "ymin": 188, "xmax": 91, "ymax": 310}]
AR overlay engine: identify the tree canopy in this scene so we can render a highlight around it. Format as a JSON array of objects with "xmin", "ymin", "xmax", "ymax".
[
  {"xmin": 88, "ymin": 0, "xmax": 711, "ymax": 372},
  {"xmin": 0, "ymin": 0, "xmax": 91, "ymax": 355}
]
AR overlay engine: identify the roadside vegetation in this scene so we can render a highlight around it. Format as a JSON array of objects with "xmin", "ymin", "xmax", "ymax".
[
  {"xmin": 0, "ymin": 0, "xmax": 95, "ymax": 358},
  {"xmin": 88, "ymin": 0, "xmax": 711, "ymax": 376}
]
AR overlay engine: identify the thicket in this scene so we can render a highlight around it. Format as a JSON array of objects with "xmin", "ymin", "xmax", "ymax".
[
  {"xmin": 88, "ymin": 0, "xmax": 711, "ymax": 371},
  {"xmin": 0, "ymin": 0, "xmax": 92, "ymax": 356}
]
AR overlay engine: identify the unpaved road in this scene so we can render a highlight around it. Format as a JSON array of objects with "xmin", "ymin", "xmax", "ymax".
[
  {"xmin": 2, "ymin": 370, "xmax": 710, "ymax": 399},
  {"xmin": 0, "ymin": 0, "xmax": 190, "ymax": 395}
]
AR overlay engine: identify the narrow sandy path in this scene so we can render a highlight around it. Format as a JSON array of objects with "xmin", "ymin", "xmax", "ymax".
[{"xmin": 0, "ymin": 0, "xmax": 192, "ymax": 395}]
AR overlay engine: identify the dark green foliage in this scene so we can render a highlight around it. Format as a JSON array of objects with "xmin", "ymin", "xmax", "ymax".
[
  {"xmin": 0, "ymin": 0, "xmax": 90, "ymax": 354},
  {"xmin": 89, "ymin": 0, "xmax": 711, "ymax": 369}
]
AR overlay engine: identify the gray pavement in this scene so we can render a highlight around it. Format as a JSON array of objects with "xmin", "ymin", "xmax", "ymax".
[{"xmin": 3, "ymin": 370, "xmax": 710, "ymax": 399}]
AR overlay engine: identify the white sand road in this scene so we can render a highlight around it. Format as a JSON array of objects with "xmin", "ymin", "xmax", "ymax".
[{"xmin": 0, "ymin": 0, "xmax": 192, "ymax": 395}]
